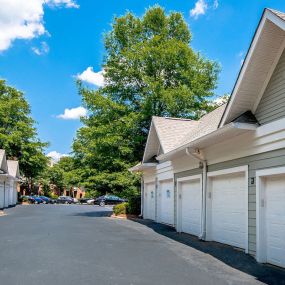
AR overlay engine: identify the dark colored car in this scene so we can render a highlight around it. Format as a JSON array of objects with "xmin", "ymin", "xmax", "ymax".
[
  {"xmin": 57, "ymin": 196, "xmax": 73, "ymax": 204},
  {"xmin": 94, "ymin": 195, "xmax": 126, "ymax": 207},
  {"xmin": 39, "ymin": 196, "xmax": 55, "ymax": 204}
]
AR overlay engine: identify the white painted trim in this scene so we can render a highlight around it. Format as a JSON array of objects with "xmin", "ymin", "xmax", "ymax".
[
  {"xmin": 252, "ymin": 37, "xmax": 285, "ymax": 112},
  {"xmin": 157, "ymin": 176, "xmax": 173, "ymax": 182},
  {"xmin": 220, "ymin": 10, "xmax": 285, "ymax": 127},
  {"xmin": 177, "ymin": 174, "xmax": 201, "ymax": 183},
  {"xmin": 256, "ymin": 166, "xmax": 285, "ymax": 263},
  {"xmin": 206, "ymin": 165, "xmax": 249, "ymax": 253},
  {"xmin": 220, "ymin": 15, "xmax": 267, "ymax": 127},
  {"xmin": 157, "ymin": 123, "xmax": 256, "ymax": 162},
  {"xmin": 207, "ymin": 165, "xmax": 248, "ymax": 177},
  {"xmin": 176, "ymin": 175, "xmax": 203, "ymax": 234}
]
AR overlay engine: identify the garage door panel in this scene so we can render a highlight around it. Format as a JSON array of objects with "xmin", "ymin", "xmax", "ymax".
[
  {"xmin": 144, "ymin": 183, "xmax": 156, "ymax": 220},
  {"xmin": 264, "ymin": 175, "xmax": 285, "ymax": 267},
  {"xmin": 159, "ymin": 180, "xmax": 174, "ymax": 225},
  {"xmin": 210, "ymin": 172, "xmax": 246, "ymax": 249},
  {"xmin": 180, "ymin": 179, "xmax": 202, "ymax": 237}
]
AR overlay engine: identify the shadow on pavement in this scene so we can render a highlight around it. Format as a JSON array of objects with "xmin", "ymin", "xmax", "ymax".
[
  {"xmin": 132, "ymin": 218, "xmax": 285, "ymax": 285},
  {"xmin": 72, "ymin": 210, "xmax": 113, "ymax": 218}
]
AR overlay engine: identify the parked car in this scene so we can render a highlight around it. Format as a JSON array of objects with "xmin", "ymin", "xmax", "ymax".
[
  {"xmin": 79, "ymin": 197, "xmax": 92, "ymax": 204},
  {"xmin": 57, "ymin": 196, "xmax": 73, "ymax": 204},
  {"xmin": 86, "ymin": 198, "xmax": 95, "ymax": 205},
  {"xmin": 39, "ymin": 196, "xmax": 55, "ymax": 204},
  {"xmin": 72, "ymin": 198, "xmax": 79, "ymax": 204},
  {"xmin": 94, "ymin": 195, "xmax": 126, "ymax": 207},
  {"xmin": 31, "ymin": 196, "xmax": 44, "ymax": 204},
  {"xmin": 26, "ymin": 196, "xmax": 36, "ymax": 204}
]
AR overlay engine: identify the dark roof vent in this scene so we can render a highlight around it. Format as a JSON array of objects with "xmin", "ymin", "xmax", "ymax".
[{"xmin": 232, "ymin": 111, "xmax": 260, "ymax": 125}]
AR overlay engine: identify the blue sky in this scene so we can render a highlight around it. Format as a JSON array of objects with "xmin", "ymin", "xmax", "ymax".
[{"xmin": 0, "ymin": 0, "xmax": 285, "ymax": 160}]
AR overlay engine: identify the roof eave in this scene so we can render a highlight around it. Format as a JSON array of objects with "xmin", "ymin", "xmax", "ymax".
[
  {"xmin": 219, "ymin": 8, "xmax": 285, "ymax": 127},
  {"xmin": 129, "ymin": 163, "xmax": 158, "ymax": 172},
  {"xmin": 157, "ymin": 122, "xmax": 257, "ymax": 161}
]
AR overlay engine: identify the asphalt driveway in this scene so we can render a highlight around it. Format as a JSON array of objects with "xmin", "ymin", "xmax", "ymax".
[{"xmin": 0, "ymin": 205, "xmax": 284, "ymax": 285}]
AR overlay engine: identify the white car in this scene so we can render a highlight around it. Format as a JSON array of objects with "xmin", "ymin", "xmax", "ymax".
[{"xmin": 87, "ymin": 198, "xmax": 95, "ymax": 205}]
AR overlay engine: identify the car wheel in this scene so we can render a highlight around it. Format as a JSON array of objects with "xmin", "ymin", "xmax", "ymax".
[
  {"xmin": 65, "ymin": 201, "xmax": 68, "ymax": 204},
  {"xmin": 99, "ymin": 201, "xmax": 105, "ymax": 207}
]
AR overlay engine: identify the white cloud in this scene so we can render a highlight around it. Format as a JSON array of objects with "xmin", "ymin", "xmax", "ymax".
[
  {"xmin": 237, "ymin": 51, "xmax": 244, "ymax": 66},
  {"xmin": 46, "ymin": 0, "xmax": 79, "ymax": 9},
  {"xmin": 0, "ymin": 0, "xmax": 78, "ymax": 52},
  {"xmin": 57, "ymin": 106, "xmax": 87, "ymax": 120},
  {"xmin": 32, "ymin": 41, "xmax": 49, "ymax": 55},
  {"xmin": 47, "ymin": 151, "xmax": 68, "ymax": 162},
  {"xmin": 213, "ymin": 0, "xmax": 219, "ymax": 9},
  {"xmin": 190, "ymin": 0, "xmax": 208, "ymax": 19},
  {"xmin": 77, "ymin": 67, "xmax": 105, "ymax": 87}
]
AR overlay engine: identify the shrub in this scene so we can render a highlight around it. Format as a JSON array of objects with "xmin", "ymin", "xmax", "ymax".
[
  {"xmin": 127, "ymin": 196, "xmax": 141, "ymax": 215},
  {"xmin": 113, "ymin": 202, "xmax": 128, "ymax": 216},
  {"xmin": 49, "ymin": 192, "xmax": 58, "ymax": 199},
  {"xmin": 21, "ymin": 196, "xmax": 29, "ymax": 202}
]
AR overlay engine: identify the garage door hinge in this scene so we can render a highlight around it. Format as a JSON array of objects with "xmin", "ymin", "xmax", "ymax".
[
  {"xmin": 261, "ymin": 199, "xmax": 265, "ymax": 207},
  {"xmin": 208, "ymin": 192, "xmax": 212, "ymax": 199}
]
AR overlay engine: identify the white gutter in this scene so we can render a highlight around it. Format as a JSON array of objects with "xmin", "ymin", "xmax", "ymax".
[
  {"xmin": 129, "ymin": 163, "xmax": 158, "ymax": 172},
  {"xmin": 185, "ymin": 148, "xmax": 207, "ymax": 240},
  {"xmin": 157, "ymin": 122, "xmax": 257, "ymax": 162}
]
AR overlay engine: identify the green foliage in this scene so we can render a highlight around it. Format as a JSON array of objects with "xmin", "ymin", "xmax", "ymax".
[
  {"xmin": 38, "ymin": 156, "xmax": 84, "ymax": 195},
  {"xmin": 48, "ymin": 192, "xmax": 58, "ymax": 199},
  {"xmin": 21, "ymin": 196, "xmax": 29, "ymax": 202},
  {"xmin": 113, "ymin": 202, "xmax": 128, "ymax": 216},
  {"xmin": 73, "ymin": 6, "xmax": 220, "ymax": 196},
  {"xmin": 0, "ymin": 80, "xmax": 49, "ymax": 180},
  {"xmin": 127, "ymin": 196, "xmax": 141, "ymax": 215}
]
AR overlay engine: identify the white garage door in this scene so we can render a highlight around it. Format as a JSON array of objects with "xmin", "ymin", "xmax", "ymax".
[
  {"xmin": 144, "ymin": 182, "xmax": 156, "ymax": 220},
  {"xmin": 0, "ymin": 183, "xmax": 4, "ymax": 209},
  {"xmin": 264, "ymin": 175, "xmax": 285, "ymax": 268},
  {"xmin": 210, "ymin": 172, "xmax": 246, "ymax": 249},
  {"xmin": 180, "ymin": 178, "xmax": 202, "ymax": 236},
  {"xmin": 158, "ymin": 180, "xmax": 174, "ymax": 225},
  {"xmin": 4, "ymin": 184, "xmax": 9, "ymax": 208}
]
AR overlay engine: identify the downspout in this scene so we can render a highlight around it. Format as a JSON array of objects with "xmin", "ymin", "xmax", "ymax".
[
  {"xmin": 140, "ymin": 176, "xmax": 144, "ymax": 218},
  {"xmin": 186, "ymin": 147, "xmax": 207, "ymax": 240}
]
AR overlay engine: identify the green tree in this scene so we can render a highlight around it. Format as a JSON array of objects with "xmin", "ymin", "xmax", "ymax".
[
  {"xmin": 74, "ymin": 6, "xmax": 220, "ymax": 196},
  {"xmin": 0, "ymin": 80, "xmax": 48, "ymax": 186}
]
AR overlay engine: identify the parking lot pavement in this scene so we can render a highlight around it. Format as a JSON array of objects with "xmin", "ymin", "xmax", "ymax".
[{"xmin": 0, "ymin": 205, "xmax": 284, "ymax": 285}]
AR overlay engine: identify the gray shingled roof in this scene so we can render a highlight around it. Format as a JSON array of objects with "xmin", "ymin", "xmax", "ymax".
[
  {"xmin": 153, "ymin": 116, "xmax": 198, "ymax": 153},
  {"xmin": 7, "ymin": 160, "xmax": 19, "ymax": 178},
  {"xmin": 0, "ymin": 149, "xmax": 8, "ymax": 173},
  {"xmin": 181, "ymin": 104, "xmax": 226, "ymax": 146},
  {"xmin": 152, "ymin": 104, "xmax": 226, "ymax": 153}
]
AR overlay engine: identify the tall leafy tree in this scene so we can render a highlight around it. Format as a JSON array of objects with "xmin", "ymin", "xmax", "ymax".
[
  {"xmin": 0, "ymin": 80, "xmax": 48, "ymax": 184},
  {"xmin": 74, "ymin": 6, "xmax": 220, "ymax": 196}
]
